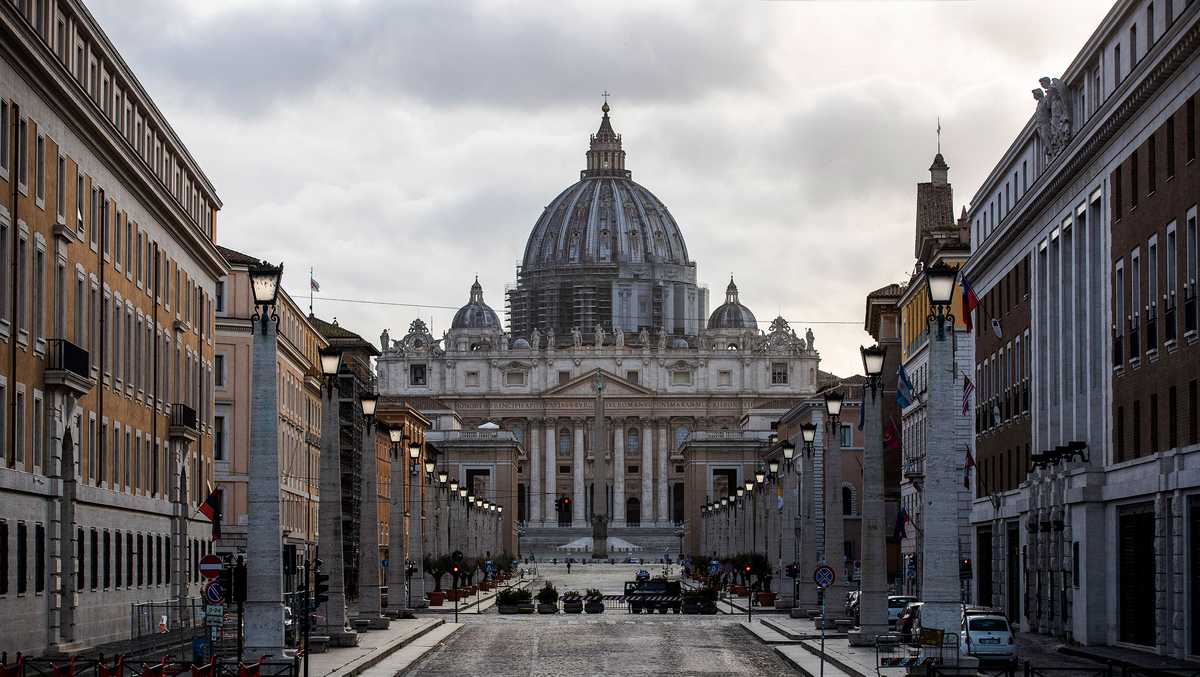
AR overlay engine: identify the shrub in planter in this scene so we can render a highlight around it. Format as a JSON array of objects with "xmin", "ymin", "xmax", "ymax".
[
  {"xmin": 562, "ymin": 591, "xmax": 584, "ymax": 614},
  {"xmin": 428, "ymin": 590, "xmax": 445, "ymax": 607},
  {"xmin": 496, "ymin": 587, "xmax": 533, "ymax": 614},
  {"xmin": 756, "ymin": 591, "xmax": 777, "ymax": 608},
  {"xmin": 682, "ymin": 586, "xmax": 720, "ymax": 615},
  {"xmin": 536, "ymin": 581, "xmax": 559, "ymax": 614},
  {"xmin": 584, "ymin": 588, "xmax": 605, "ymax": 614}
]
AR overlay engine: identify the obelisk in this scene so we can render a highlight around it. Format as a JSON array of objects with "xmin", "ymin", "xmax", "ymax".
[{"xmin": 591, "ymin": 371, "xmax": 609, "ymax": 559}]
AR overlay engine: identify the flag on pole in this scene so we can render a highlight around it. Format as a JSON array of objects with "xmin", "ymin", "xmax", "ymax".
[
  {"xmin": 962, "ymin": 374, "xmax": 975, "ymax": 416},
  {"xmin": 963, "ymin": 448, "xmax": 976, "ymax": 489},
  {"xmin": 198, "ymin": 488, "xmax": 222, "ymax": 540},
  {"xmin": 961, "ymin": 275, "xmax": 980, "ymax": 331},
  {"xmin": 310, "ymin": 275, "xmax": 320, "ymax": 292},
  {"xmin": 896, "ymin": 365, "xmax": 916, "ymax": 409},
  {"xmin": 893, "ymin": 506, "xmax": 910, "ymax": 541}
]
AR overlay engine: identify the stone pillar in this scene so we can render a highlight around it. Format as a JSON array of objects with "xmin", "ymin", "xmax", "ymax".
[
  {"xmin": 317, "ymin": 380, "xmax": 357, "ymax": 641},
  {"xmin": 613, "ymin": 420, "xmax": 626, "ymax": 526},
  {"xmin": 545, "ymin": 421, "xmax": 557, "ymax": 525},
  {"xmin": 529, "ymin": 419, "xmax": 541, "ymax": 525},
  {"xmin": 572, "ymin": 421, "xmax": 585, "ymax": 526},
  {"xmin": 641, "ymin": 421, "xmax": 654, "ymax": 525},
  {"xmin": 792, "ymin": 430, "xmax": 819, "ymax": 614},
  {"xmin": 356, "ymin": 423, "xmax": 388, "ymax": 628},
  {"xmin": 820, "ymin": 417, "xmax": 847, "ymax": 624},
  {"xmin": 850, "ymin": 386, "xmax": 887, "ymax": 645},
  {"xmin": 408, "ymin": 462, "xmax": 426, "ymax": 608},
  {"xmin": 658, "ymin": 422, "xmax": 670, "ymax": 526},
  {"xmin": 244, "ymin": 323, "xmax": 286, "ymax": 657},
  {"xmin": 385, "ymin": 447, "xmax": 407, "ymax": 616},
  {"xmin": 921, "ymin": 320, "xmax": 967, "ymax": 636}
]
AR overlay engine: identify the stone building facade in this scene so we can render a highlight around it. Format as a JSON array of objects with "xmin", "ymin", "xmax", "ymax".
[
  {"xmin": 963, "ymin": 0, "xmax": 1200, "ymax": 654},
  {"xmin": 212, "ymin": 245, "xmax": 326, "ymax": 595},
  {"xmin": 0, "ymin": 0, "xmax": 223, "ymax": 656},
  {"xmin": 377, "ymin": 106, "xmax": 820, "ymax": 553}
]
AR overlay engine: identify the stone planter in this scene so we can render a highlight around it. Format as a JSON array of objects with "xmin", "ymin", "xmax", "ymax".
[
  {"xmin": 537, "ymin": 602, "xmax": 559, "ymax": 614},
  {"xmin": 584, "ymin": 599, "xmax": 605, "ymax": 614},
  {"xmin": 756, "ymin": 591, "xmax": 777, "ymax": 608},
  {"xmin": 562, "ymin": 598, "xmax": 584, "ymax": 614},
  {"xmin": 518, "ymin": 602, "xmax": 535, "ymax": 614},
  {"xmin": 497, "ymin": 605, "xmax": 520, "ymax": 614},
  {"xmin": 428, "ymin": 591, "xmax": 445, "ymax": 607},
  {"xmin": 445, "ymin": 589, "xmax": 459, "ymax": 602}
]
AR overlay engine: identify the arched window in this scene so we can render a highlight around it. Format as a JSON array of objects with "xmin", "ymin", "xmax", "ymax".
[
  {"xmin": 558, "ymin": 428, "xmax": 572, "ymax": 458},
  {"xmin": 674, "ymin": 425, "xmax": 690, "ymax": 450}
]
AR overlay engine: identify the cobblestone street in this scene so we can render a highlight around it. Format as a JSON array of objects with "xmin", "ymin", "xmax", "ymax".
[{"xmin": 402, "ymin": 564, "xmax": 793, "ymax": 676}]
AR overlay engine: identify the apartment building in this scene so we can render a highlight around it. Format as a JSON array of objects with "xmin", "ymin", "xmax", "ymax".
[
  {"xmin": 0, "ymin": 0, "xmax": 224, "ymax": 656},
  {"xmin": 962, "ymin": 0, "xmax": 1200, "ymax": 654},
  {"xmin": 212, "ymin": 246, "xmax": 325, "ymax": 594}
]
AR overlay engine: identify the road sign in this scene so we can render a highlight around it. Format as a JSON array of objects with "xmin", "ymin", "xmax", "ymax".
[
  {"xmin": 204, "ymin": 580, "xmax": 225, "ymax": 604},
  {"xmin": 205, "ymin": 604, "xmax": 225, "ymax": 625},
  {"xmin": 199, "ymin": 554, "xmax": 223, "ymax": 579},
  {"xmin": 813, "ymin": 564, "xmax": 836, "ymax": 589}
]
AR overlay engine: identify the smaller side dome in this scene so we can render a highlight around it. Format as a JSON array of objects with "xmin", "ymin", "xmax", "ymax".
[
  {"xmin": 511, "ymin": 337, "xmax": 531, "ymax": 350},
  {"xmin": 451, "ymin": 277, "xmax": 502, "ymax": 330},
  {"xmin": 707, "ymin": 277, "xmax": 758, "ymax": 330}
]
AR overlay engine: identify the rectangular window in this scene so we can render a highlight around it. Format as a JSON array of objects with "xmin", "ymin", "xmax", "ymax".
[
  {"xmin": 1148, "ymin": 133, "xmax": 1157, "ymax": 193},
  {"xmin": 215, "ymin": 281, "xmax": 224, "ymax": 312},
  {"xmin": 671, "ymin": 370, "xmax": 692, "ymax": 386},
  {"xmin": 125, "ymin": 534, "xmax": 133, "ymax": 586},
  {"xmin": 1148, "ymin": 237, "xmax": 1158, "ymax": 351},
  {"xmin": 504, "ymin": 370, "xmax": 525, "ymax": 386},
  {"xmin": 15, "ymin": 390, "xmax": 24, "ymax": 466},
  {"xmin": 0, "ymin": 521, "xmax": 6, "ymax": 595},
  {"xmin": 840, "ymin": 424, "xmax": 853, "ymax": 448},
  {"xmin": 35, "ymin": 524, "xmax": 43, "ymax": 594},
  {"xmin": 625, "ymin": 370, "xmax": 639, "ymax": 384},
  {"xmin": 770, "ymin": 362, "xmax": 788, "ymax": 384},
  {"xmin": 1189, "ymin": 208, "xmax": 1198, "ymax": 334},
  {"xmin": 35, "ymin": 134, "xmax": 45, "ymax": 203},
  {"xmin": 1168, "ymin": 116, "xmax": 1176, "ymax": 178},
  {"xmin": 1115, "ymin": 259, "xmax": 1126, "ymax": 338},
  {"xmin": 1113, "ymin": 165, "xmax": 1123, "ymax": 220},
  {"xmin": 465, "ymin": 371, "xmax": 479, "ymax": 387},
  {"xmin": 1148, "ymin": 3, "xmax": 1156, "ymax": 45},
  {"xmin": 1189, "ymin": 97, "xmax": 1196, "ymax": 161},
  {"xmin": 56, "ymin": 155, "xmax": 65, "ymax": 220},
  {"xmin": 410, "ymin": 364, "xmax": 426, "ymax": 386},
  {"xmin": 215, "ymin": 354, "xmax": 224, "ymax": 387},
  {"xmin": 75, "ymin": 528, "xmax": 83, "ymax": 591},
  {"xmin": 114, "ymin": 532, "xmax": 122, "ymax": 588},
  {"xmin": 1151, "ymin": 393, "xmax": 1160, "ymax": 453},
  {"xmin": 1117, "ymin": 405, "xmax": 1126, "ymax": 460},
  {"xmin": 1115, "ymin": 44, "xmax": 1123, "ymax": 84},
  {"xmin": 1133, "ymin": 399, "xmax": 1142, "ymax": 456},
  {"xmin": 33, "ymin": 249, "xmax": 44, "ymax": 346},
  {"xmin": 33, "ymin": 395, "xmax": 43, "ymax": 471},
  {"xmin": 718, "ymin": 370, "xmax": 732, "ymax": 386},
  {"xmin": 1170, "ymin": 386, "xmax": 1178, "ymax": 449},
  {"xmin": 16, "ymin": 523, "xmax": 27, "ymax": 594},
  {"xmin": 17, "ymin": 117, "xmax": 27, "ymax": 188},
  {"xmin": 1190, "ymin": 380, "xmax": 1198, "ymax": 444},
  {"xmin": 89, "ymin": 187, "xmax": 98, "ymax": 248},
  {"xmin": 214, "ymin": 415, "xmax": 225, "ymax": 461},
  {"xmin": 75, "ymin": 174, "xmax": 84, "ymax": 234},
  {"xmin": 1131, "ymin": 151, "xmax": 1139, "ymax": 207},
  {"xmin": 0, "ymin": 100, "xmax": 8, "ymax": 174},
  {"xmin": 102, "ymin": 530, "xmax": 111, "ymax": 589}
]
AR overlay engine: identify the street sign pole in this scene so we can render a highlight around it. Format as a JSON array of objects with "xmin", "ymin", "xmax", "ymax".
[
  {"xmin": 819, "ymin": 587, "xmax": 826, "ymax": 677},
  {"xmin": 813, "ymin": 564, "xmax": 836, "ymax": 677}
]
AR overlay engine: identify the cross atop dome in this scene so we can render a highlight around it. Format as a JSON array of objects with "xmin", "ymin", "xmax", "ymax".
[
  {"xmin": 725, "ymin": 276, "xmax": 740, "ymax": 304},
  {"xmin": 584, "ymin": 97, "xmax": 629, "ymax": 179}
]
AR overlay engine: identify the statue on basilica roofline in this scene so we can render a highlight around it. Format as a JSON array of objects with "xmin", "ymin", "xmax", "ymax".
[
  {"xmin": 615, "ymin": 326, "xmax": 625, "ymax": 348},
  {"xmin": 547, "ymin": 326, "xmax": 556, "ymax": 350},
  {"xmin": 1034, "ymin": 76, "xmax": 1072, "ymax": 161},
  {"xmin": 638, "ymin": 327, "xmax": 650, "ymax": 348},
  {"xmin": 657, "ymin": 329, "xmax": 668, "ymax": 351},
  {"xmin": 572, "ymin": 327, "xmax": 583, "ymax": 349},
  {"xmin": 806, "ymin": 327, "xmax": 815, "ymax": 352},
  {"xmin": 594, "ymin": 323, "xmax": 606, "ymax": 348},
  {"xmin": 530, "ymin": 327, "xmax": 542, "ymax": 352},
  {"xmin": 380, "ymin": 328, "xmax": 390, "ymax": 353}
]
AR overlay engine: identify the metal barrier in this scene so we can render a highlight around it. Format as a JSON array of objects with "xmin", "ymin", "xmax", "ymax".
[
  {"xmin": 0, "ymin": 655, "xmax": 298, "ymax": 677},
  {"xmin": 130, "ymin": 600, "xmax": 206, "ymax": 641},
  {"xmin": 933, "ymin": 663, "xmax": 1200, "ymax": 677}
]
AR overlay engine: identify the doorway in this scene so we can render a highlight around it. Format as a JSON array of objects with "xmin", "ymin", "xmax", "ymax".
[{"xmin": 627, "ymin": 497, "xmax": 641, "ymax": 527}]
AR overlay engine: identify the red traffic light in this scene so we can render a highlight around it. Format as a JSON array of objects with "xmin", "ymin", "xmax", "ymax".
[{"xmin": 743, "ymin": 564, "xmax": 751, "ymax": 572}]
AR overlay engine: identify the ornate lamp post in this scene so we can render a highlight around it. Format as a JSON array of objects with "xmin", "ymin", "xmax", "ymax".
[
  {"xmin": 850, "ymin": 344, "xmax": 889, "ymax": 645},
  {"xmin": 355, "ymin": 393, "xmax": 390, "ymax": 629},
  {"xmin": 385, "ymin": 427, "xmax": 409, "ymax": 618},
  {"xmin": 919, "ymin": 259, "xmax": 965, "ymax": 639},
  {"xmin": 789, "ymin": 421, "xmax": 819, "ymax": 617},
  {"xmin": 406, "ymin": 438, "xmax": 428, "ymax": 608},
  {"xmin": 243, "ymin": 261, "xmax": 288, "ymax": 658},
  {"xmin": 818, "ymin": 388, "xmax": 847, "ymax": 628}
]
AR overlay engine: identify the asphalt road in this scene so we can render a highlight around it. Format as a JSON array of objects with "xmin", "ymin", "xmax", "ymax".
[{"xmin": 402, "ymin": 563, "xmax": 796, "ymax": 676}]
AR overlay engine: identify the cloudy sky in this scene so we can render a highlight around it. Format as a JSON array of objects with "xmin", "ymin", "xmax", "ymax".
[{"xmin": 91, "ymin": 0, "xmax": 1112, "ymax": 377}]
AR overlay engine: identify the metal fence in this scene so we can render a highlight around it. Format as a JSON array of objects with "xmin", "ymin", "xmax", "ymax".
[
  {"xmin": 933, "ymin": 664, "xmax": 1200, "ymax": 677},
  {"xmin": 129, "ymin": 600, "xmax": 206, "ymax": 642},
  {"xmin": 0, "ymin": 656, "xmax": 297, "ymax": 677}
]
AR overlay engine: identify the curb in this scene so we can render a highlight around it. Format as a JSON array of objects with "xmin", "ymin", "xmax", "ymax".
[{"xmin": 328, "ymin": 618, "xmax": 445, "ymax": 677}]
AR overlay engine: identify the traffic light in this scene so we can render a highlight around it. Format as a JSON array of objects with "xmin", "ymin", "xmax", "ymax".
[
  {"xmin": 452, "ymin": 550, "xmax": 464, "ymax": 564},
  {"xmin": 218, "ymin": 555, "xmax": 234, "ymax": 601},
  {"xmin": 234, "ymin": 556, "xmax": 247, "ymax": 604},
  {"xmin": 314, "ymin": 559, "xmax": 330, "ymax": 605},
  {"xmin": 959, "ymin": 558, "xmax": 972, "ymax": 579}
]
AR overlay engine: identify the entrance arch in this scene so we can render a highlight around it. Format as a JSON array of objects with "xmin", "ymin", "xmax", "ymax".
[{"xmin": 626, "ymin": 497, "xmax": 641, "ymax": 527}]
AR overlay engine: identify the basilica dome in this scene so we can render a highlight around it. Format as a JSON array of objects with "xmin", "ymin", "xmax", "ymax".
[
  {"xmin": 708, "ymin": 278, "xmax": 758, "ymax": 330},
  {"xmin": 451, "ymin": 278, "xmax": 501, "ymax": 330},
  {"xmin": 520, "ymin": 103, "xmax": 690, "ymax": 272}
]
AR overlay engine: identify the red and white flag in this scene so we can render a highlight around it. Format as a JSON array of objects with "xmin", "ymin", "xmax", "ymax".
[
  {"xmin": 963, "ymin": 448, "xmax": 976, "ymax": 489},
  {"xmin": 962, "ymin": 374, "xmax": 975, "ymax": 416}
]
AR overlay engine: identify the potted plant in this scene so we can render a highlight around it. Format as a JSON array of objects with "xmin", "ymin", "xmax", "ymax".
[
  {"xmin": 497, "ymin": 587, "xmax": 534, "ymax": 614},
  {"xmin": 536, "ymin": 582, "xmax": 559, "ymax": 614},
  {"xmin": 562, "ymin": 590, "xmax": 584, "ymax": 614},
  {"xmin": 584, "ymin": 589, "xmax": 605, "ymax": 614},
  {"xmin": 423, "ymin": 555, "xmax": 446, "ymax": 606}
]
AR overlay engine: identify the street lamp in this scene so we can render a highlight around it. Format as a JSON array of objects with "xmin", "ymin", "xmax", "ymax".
[
  {"xmin": 768, "ymin": 460, "xmax": 779, "ymax": 476},
  {"xmin": 800, "ymin": 423, "xmax": 816, "ymax": 453},
  {"xmin": 925, "ymin": 259, "xmax": 958, "ymax": 341},
  {"xmin": 408, "ymin": 442, "xmax": 421, "ymax": 476},
  {"xmin": 424, "ymin": 459, "xmax": 436, "ymax": 476},
  {"xmin": 860, "ymin": 344, "xmax": 886, "ymax": 399},
  {"xmin": 249, "ymin": 260, "xmax": 283, "ymax": 334},
  {"xmin": 437, "ymin": 470, "xmax": 449, "ymax": 485},
  {"xmin": 824, "ymin": 390, "xmax": 843, "ymax": 423},
  {"xmin": 360, "ymin": 393, "xmax": 378, "ymax": 418},
  {"xmin": 754, "ymin": 468, "xmax": 766, "ymax": 485},
  {"xmin": 449, "ymin": 479, "xmax": 459, "ymax": 494},
  {"xmin": 319, "ymin": 347, "xmax": 342, "ymax": 379}
]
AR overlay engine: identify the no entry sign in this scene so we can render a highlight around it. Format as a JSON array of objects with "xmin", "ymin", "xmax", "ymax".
[
  {"xmin": 199, "ymin": 554, "xmax": 223, "ymax": 579},
  {"xmin": 813, "ymin": 564, "xmax": 836, "ymax": 589}
]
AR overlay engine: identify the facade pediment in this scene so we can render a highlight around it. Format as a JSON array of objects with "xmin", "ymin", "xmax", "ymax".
[{"xmin": 542, "ymin": 368, "xmax": 656, "ymax": 398}]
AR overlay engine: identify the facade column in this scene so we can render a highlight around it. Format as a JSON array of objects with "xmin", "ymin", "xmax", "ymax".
[
  {"xmin": 921, "ymin": 319, "xmax": 967, "ymax": 637},
  {"xmin": 572, "ymin": 420, "xmax": 585, "ymax": 526},
  {"xmin": 613, "ymin": 420, "xmax": 625, "ymax": 526},
  {"xmin": 657, "ymin": 421, "xmax": 670, "ymax": 526},
  {"xmin": 851, "ymin": 383, "xmax": 887, "ymax": 644},
  {"xmin": 317, "ymin": 381, "xmax": 357, "ymax": 640},
  {"xmin": 641, "ymin": 420, "xmax": 654, "ymax": 526},
  {"xmin": 408, "ymin": 457, "xmax": 426, "ymax": 608},
  {"xmin": 545, "ymin": 420, "xmax": 557, "ymax": 525},
  {"xmin": 356, "ymin": 423, "xmax": 388, "ymax": 628},
  {"xmin": 385, "ymin": 447, "xmax": 407, "ymax": 616},
  {"xmin": 820, "ymin": 418, "xmax": 847, "ymax": 626},
  {"xmin": 791, "ymin": 419, "xmax": 819, "ymax": 615},
  {"xmin": 529, "ymin": 419, "xmax": 541, "ymax": 525}
]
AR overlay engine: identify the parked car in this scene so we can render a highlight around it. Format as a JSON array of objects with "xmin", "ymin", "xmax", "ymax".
[
  {"xmin": 960, "ymin": 611, "xmax": 1017, "ymax": 665},
  {"xmin": 887, "ymin": 596, "xmax": 919, "ymax": 625},
  {"xmin": 896, "ymin": 601, "xmax": 924, "ymax": 641}
]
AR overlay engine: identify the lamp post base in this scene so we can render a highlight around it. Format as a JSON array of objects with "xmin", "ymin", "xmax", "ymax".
[
  {"xmin": 321, "ymin": 628, "xmax": 360, "ymax": 648},
  {"xmin": 847, "ymin": 624, "xmax": 890, "ymax": 647},
  {"xmin": 355, "ymin": 615, "xmax": 391, "ymax": 630}
]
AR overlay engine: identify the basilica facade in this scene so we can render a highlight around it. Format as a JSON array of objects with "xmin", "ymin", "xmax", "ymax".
[{"xmin": 377, "ymin": 104, "xmax": 821, "ymax": 551}]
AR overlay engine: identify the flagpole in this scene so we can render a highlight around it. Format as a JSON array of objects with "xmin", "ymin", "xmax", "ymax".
[{"xmin": 309, "ymin": 267, "xmax": 314, "ymax": 315}]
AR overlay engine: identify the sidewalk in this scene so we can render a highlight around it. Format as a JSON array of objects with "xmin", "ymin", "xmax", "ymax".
[
  {"xmin": 419, "ymin": 579, "xmax": 532, "ymax": 615},
  {"xmin": 1057, "ymin": 642, "xmax": 1200, "ymax": 672},
  {"xmin": 744, "ymin": 616, "xmax": 906, "ymax": 677},
  {"xmin": 304, "ymin": 618, "xmax": 444, "ymax": 677}
]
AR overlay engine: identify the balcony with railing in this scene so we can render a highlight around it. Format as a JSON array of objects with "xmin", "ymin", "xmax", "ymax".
[
  {"xmin": 169, "ymin": 403, "xmax": 200, "ymax": 441},
  {"xmin": 45, "ymin": 338, "xmax": 95, "ymax": 397}
]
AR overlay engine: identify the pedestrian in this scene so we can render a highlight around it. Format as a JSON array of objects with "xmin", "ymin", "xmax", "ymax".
[{"xmin": 567, "ymin": 561, "xmax": 572, "ymax": 574}]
